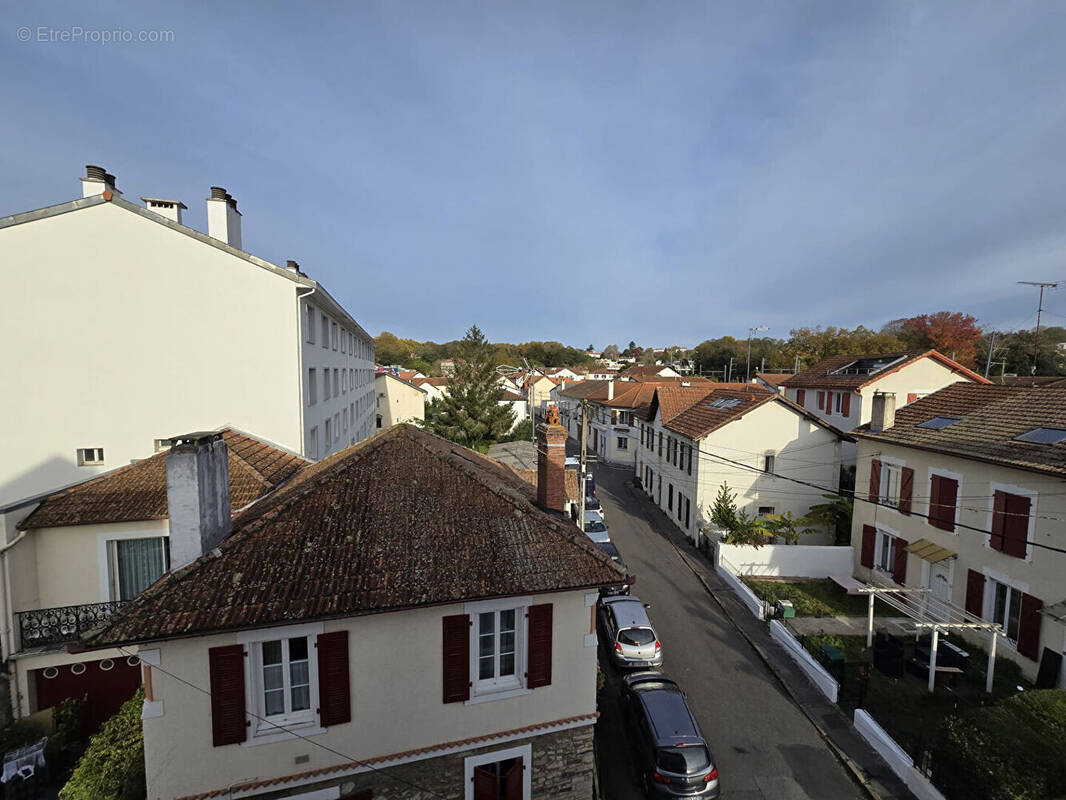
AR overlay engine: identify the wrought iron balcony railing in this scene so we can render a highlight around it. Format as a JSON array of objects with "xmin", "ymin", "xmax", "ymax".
[{"xmin": 16, "ymin": 601, "xmax": 128, "ymax": 651}]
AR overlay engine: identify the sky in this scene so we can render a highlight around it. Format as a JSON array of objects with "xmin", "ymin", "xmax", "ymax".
[{"xmin": 4, "ymin": 1, "xmax": 1066, "ymax": 348}]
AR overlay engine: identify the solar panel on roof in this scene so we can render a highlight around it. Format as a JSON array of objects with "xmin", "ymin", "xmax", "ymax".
[
  {"xmin": 1014, "ymin": 427, "xmax": 1066, "ymax": 444},
  {"xmin": 917, "ymin": 416, "xmax": 962, "ymax": 430}
]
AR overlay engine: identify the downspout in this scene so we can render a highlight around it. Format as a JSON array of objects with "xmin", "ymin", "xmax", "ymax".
[
  {"xmin": 296, "ymin": 286, "xmax": 316, "ymax": 456},
  {"xmin": 1, "ymin": 528, "xmax": 29, "ymax": 721}
]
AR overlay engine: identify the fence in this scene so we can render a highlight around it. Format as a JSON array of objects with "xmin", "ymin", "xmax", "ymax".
[
  {"xmin": 716, "ymin": 542, "xmax": 854, "ymax": 578},
  {"xmin": 853, "ymin": 710, "xmax": 947, "ymax": 800},
  {"xmin": 769, "ymin": 620, "xmax": 839, "ymax": 703}
]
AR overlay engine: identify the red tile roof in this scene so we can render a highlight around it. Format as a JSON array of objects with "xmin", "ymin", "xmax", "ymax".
[
  {"xmin": 780, "ymin": 350, "xmax": 990, "ymax": 390},
  {"xmin": 18, "ymin": 430, "xmax": 306, "ymax": 530},
  {"xmin": 855, "ymin": 383, "xmax": 1066, "ymax": 476},
  {"xmin": 619, "ymin": 365, "xmax": 678, "ymax": 380},
  {"xmin": 754, "ymin": 372, "xmax": 793, "ymax": 387},
  {"xmin": 85, "ymin": 425, "xmax": 622, "ymax": 646}
]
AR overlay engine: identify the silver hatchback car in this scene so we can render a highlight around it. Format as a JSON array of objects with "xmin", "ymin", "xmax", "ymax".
[{"xmin": 599, "ymin": 595, "xmax": 662, "ymax": 669}]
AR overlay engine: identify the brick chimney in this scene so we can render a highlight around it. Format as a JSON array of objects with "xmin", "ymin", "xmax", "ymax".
[
  {"xmin": 206, "ymin": 186, "xmax": 242, "ymax": 250},
  {"xmin": 165, "ymin": 432, "xmax": 231, "ymax": 570},
  {"xmin": 870, "ymin": 391, "xmax": 896, "ymax": 433},
  {"xmin": 536, "ymin": 406, "xmax": 567, "ymax": 513}
]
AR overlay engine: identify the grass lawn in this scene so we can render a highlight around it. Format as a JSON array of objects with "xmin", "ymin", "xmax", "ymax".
[{"xmin": 741, "ymin": 577, "xmax": 897, "ymax": 617}]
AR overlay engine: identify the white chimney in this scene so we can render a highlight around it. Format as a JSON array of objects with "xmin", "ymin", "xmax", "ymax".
[
  {"xmin": 870, "ymin": 392, "xmax": 896, "ymax": 433},
  {"xmin": 81, "ymin": 165, "xmax": 122, "ymax": 198},
  {"xmin": 607, "ymin": 381, "xmax": 614, "ymax": 401},
  {"xmin": 141, "ymin": 197, "xmax": 187, "ymax": 225},
  {"xmin": 206, "ymin": 186, "xmax": 242, "ymax": 250},
  {"xmin": 165, "ymin": 432, "xmax": 231, "ymax": 571}
]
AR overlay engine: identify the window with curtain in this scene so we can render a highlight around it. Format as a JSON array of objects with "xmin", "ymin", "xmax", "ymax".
[{"xmin": 110, "ymin": 537, "xmax": 170, "ymax": 600}]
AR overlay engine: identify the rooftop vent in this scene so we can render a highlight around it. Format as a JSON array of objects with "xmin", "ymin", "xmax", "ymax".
[
  {"xmin": 1013, "ymin": 427, "xmax": 1066, "ymax": 444},
  {"xmin": 141, "ymin": 197, "xmax": 187, "ymax": 225}
]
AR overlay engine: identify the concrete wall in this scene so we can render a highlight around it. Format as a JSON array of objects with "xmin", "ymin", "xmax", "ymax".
[
  {"xmin": 141, "ymin": 590, "xmax": 597, "ymax": 799},
  {"xmin": 852, "ymin": 438, "xmax": 1066, "ymax": 685},
  {"xmin": 769, "ymin": 620, "xmax": 839, "ymax": 703},
  {"xmin": 853, "ymin": 710, "xmax": 947, "ymax": 800},
  {"xmin": 717, "ymin": 543, "xmax": 855, "ymax": 577}
]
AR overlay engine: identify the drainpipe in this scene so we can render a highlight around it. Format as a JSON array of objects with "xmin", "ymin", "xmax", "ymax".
[
  {"xmin": 296, "ymin": 286, "xmax": 316, "ymax": 455},
  {"xmin": 1, "ymin": 528, "xmax": 29, "ymax": 721}
]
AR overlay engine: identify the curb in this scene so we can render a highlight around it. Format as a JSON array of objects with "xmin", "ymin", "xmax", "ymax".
[{"xmin": 621, "ymin": 479, "xmax": 898, "ymax": 800}]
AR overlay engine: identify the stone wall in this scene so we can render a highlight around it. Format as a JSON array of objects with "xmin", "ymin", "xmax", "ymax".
[{"xmin": 284, "ymin": 724, "xmax": 594, "ymax": 799}]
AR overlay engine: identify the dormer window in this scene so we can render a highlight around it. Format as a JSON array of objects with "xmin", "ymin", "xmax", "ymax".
[
  {"xmin": 917, "ymin": 416, "xmax": 962, "ymax": 430},
  {"xmin": 1014, "ymin": 427, "xmax": 1066, "ymax": 444}
]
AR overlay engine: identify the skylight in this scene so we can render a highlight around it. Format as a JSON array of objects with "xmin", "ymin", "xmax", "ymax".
[
  {"xmin": 1014, "ymin": 427, "xmax": 1066, "ymax": 444},
  {"xmin": 709, "ymin": 397, "xmax": 742, "ymax": 410},
  {"xmin": 916, "ymin": 416, "xmax": 962, "ymax": 430}
]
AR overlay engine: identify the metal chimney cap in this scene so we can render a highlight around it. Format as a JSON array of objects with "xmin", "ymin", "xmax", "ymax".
[
  {"xmin": 209, "ymin": 186, "xmax": 229, "ymax": 200},
  {"xmin": 85, "ymin": 165, "xmax": 107, "ymax": 181}
]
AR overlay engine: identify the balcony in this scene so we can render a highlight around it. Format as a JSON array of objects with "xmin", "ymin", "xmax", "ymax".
[{"xmin": 15, "ymin": 601, "xmax": 128, "ymax": 652}]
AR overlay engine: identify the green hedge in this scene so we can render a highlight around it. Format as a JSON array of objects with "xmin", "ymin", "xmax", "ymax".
[
  {"xmin": 931, "ymin": 689, "xmax": 1066, "ymax": 800},
  {"xmin": 60, "ymin": 689, "xmax": 145, "ymax": 800}
]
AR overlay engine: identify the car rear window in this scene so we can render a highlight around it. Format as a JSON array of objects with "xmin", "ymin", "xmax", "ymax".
[
  {"xmin": 586, "ymin": 521, "xmax": 607, "ymax": 533},
  {"xmin": 618, "ymin": 627, "xmax": 655, "ymax": 646},
  {"xmin": 656, "ymin": 746, "xmax": 710, "ymax": 774}
]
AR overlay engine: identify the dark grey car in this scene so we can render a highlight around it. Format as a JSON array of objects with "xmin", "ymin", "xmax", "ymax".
[{"xmin": 621, "ymin": 672, "xmax": 720, "ymax": 798}]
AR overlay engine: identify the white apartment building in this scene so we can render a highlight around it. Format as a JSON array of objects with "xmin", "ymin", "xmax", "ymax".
[{"xmin": 0, "ymin": 166, "xmax": 376, "ymax": 509}]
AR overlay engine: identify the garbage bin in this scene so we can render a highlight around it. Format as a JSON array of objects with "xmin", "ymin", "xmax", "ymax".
[
  {"xmin": 820, "ymin": 643, "xmax": 845, "ymax": 680},
  {"xmin": 775, "ymin": 600, "xmax": 796, "ymax": 619}
]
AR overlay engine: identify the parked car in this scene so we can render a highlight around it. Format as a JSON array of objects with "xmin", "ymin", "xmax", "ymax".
[
  {"xmin": 595, "ymin": 541, "xmax": 630, "ymax": 596},
  {"xmin": 565, "ymin": 455, "xmax": 580, "ymax": 468},
  {"xmin": 585, "ymin": 494, "xmax": 603, "ymax": 513},
  {"xmin": 622, "ymin": 672, "xmax": 720, "ymax": 798},
  {"xmin": 584, "ymin": 473, "xmax": 596, "ymax": 496},
  {"xmin": 583, "ymin": 519, "xmax": 610, "ymax": 544},
  {"xmin": 583, "ymin": 507, "xmax": 605, "ymax": 526},
  {"xmin": 598, "ymin": 596, "xmax": 662, "ymax": 669}
]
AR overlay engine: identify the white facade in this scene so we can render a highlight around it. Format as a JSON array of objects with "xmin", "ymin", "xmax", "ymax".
[
  {"xmin": 374, "ymin": 372, "xmax": 426, "ymax": 429},
  {"xmin": 636, "ymin": 399, "xmax": 843, "ymax": 544},
  {"xmin": 0, "ymin": 177, "xmax": 375, "ymax": 506}
]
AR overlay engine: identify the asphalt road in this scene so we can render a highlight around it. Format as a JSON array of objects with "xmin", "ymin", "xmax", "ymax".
[{"xmin": 591, "ymin": 459, "xmax": 865, "ymax": 800}]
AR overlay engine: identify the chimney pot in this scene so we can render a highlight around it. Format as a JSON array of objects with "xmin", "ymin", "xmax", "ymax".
[
  {"xmin": 81, "ymin": 164, "xmax": 121, "ymax": 198},
  {"xmin": 286, "ymin": 260, "xmax": 300, "ymax": 272},
  {"xmin": 870, "ymin": 392, "xmax": 896, "ymax": 433},
  {"xmin": 165, "ymin": 431, "xmax": 232, "ymax": 571},
  {"xmin": 210, "ymin": 186, "xmax": 228, "ymax": 200},
  {"xmin": 85, "ymin": 165, "xmax": 107, "ymax": 181}
]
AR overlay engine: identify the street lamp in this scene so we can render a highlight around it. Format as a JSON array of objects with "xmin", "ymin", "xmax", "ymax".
[{"xmin": 746, "ymin": 325, "xmax": 768, "ymax": 382}]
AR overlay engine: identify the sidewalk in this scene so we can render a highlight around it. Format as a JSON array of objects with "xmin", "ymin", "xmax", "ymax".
[{"xmin": 621, "ymin": 477, "xmax": 915, "ymax": 800}]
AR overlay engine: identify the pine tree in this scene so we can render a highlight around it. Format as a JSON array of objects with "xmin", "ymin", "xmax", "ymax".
[{"xmin": 422, "ymin": 325, "xmax": 516, "ymax": 449}]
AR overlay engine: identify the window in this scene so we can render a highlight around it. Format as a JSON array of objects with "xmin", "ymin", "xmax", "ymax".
[
  {"xmin": 763, "ymin": 453, "xmax": 775, "ymax": 474},
  {"xmin": 988, "ymin": 579, "xmax": 1022, "ymax": 642},
  {"xmin": 77, "ymin": 448, "xmax": 104, "ymax": 466},
  {"xmin": 321, "ymin": 316, "xmax": 329, "ymax": 349},
  {"xmin": 305, "ymin": 305, "xmax": 315, "ymax": 344},
  {"xmin": 259, "ymin": 637, "xmax": 311, "ymax": 720},
  {"xmin": 875, "ymin": 530, "xmax": 898, "ymax": 573},
  {"xmin": 880, "ymin": 464, "xmax": 902, "ymax": 508},
  {"xmin": 918, "ymin": 416, "xmax": 962, "ymax": 430},
  {"xmin": 108, "ymin": 537, "xmax": 170, "ymax": 600},
  {"xmin": 685, "ymin": 497, "xmax": 691, "ymax": 528},
  {"xmin": 324, "ymin": 419, "xmax": 331, "ymax": 450},
  {"xmin": 341, "ymin": 331, "xmax": 346, "ymax": 354},
  {"xmin": 1014, "ymin": 427, "xmax": 1066, "ymax": 444},
  {"xmin": 308, "ymin": 427, "xmax": 318, "ymax": 459},
  {"xmin": 464, "ymin": 744, "xmax": 531, "ymax": 800},
  {"xmin": 757, "ymin": 506, "xmax": 775, "ymax": 517},
  {"xmin": 617, "ymin": 437, "xmax": 628, "ymax": 450},
  {"xmin": 834, "ymin": 393, "xmax": 842, "ymax": 413},
  {"xmin": 307, "ymin": 369, "xmax": 317, "ymax": 405},
  {"xmin": 343, "ymin": 409, "xmax": 349, "ymax": 431},
  {"xmin": 332, "ymin": 322, "xmax": 338, "ymax": 350},
  {"xmin": 333, "ymin": 368, "xmax": 339, "ymax": 397},
  {"xmin": 618, "ymin": 411, "xmax": 630, "ymax": 425},
  {"xmin": 153, "ymin": 439, "xmax": 171, "ymax": 453},
  {"xmin": 323, "ymin": 370, "xmax": 331, "ymax": 401},
  {"xmin": 668, "ymin": 484, "xmax": 673, "ymax": 511},
  {"xmin": 334, "ymin": 413, "xmax": 341, "ymax": 440},
  {"xmin": 476, "ymin": 608, "xmax": 519, "ymax": 690},
  {"xmin": 708, "ymin": 397, "xmax": 741, "ymax": 409}
]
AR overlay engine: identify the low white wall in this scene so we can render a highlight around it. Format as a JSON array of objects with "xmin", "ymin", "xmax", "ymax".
[
  {"xmin": 853, "ymin": 710, "xmax": 947, "ymax": 800},
  {"xmin": 717, "ymin": 543, "xmax": 854, "ymax": 578},
  {"xmin": 769, "ymin": 620, "xmax": 839, "ymax": 703},
  {"xmin": 714, "ymin": 542, "xmax": 765, "ymax": 620}
]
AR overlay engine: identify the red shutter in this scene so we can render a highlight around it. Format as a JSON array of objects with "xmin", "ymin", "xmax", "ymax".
[
  {"xmin": 817, "ymin": 391, "xmax": 825, "ymax": 410},
  {"xmin": 841, "ymin": 393, "xmax": 851, "ymax": 417},
  {"xmin": 474, "ymin": 767, "xmax": 496, "ymax": 800},
  {"xmin": 796, "ymin": 389, "xmax": 806, "ymax": 407},
  {"xmin": 826, "ymin": 392, "xmax": 834, "ymax": 415},
  {"xmin": 868, "ymin": 460, "xmax": 882, "ymax": 503},
  {"xmin": 442, "ymin": 614, "xmax": 470, "ymax": 703},
  {"xmin": 892, "ymin": 538, "xmax": 908, "ymax": 585},
  {"xmin": 860, "ymin": 525, "xmax": 876, "ymax": 568},
  {"xmin": 928, "ymin": 475, "xmax": 942, "ymax": 527},
  {"xmin": 899, "ymin": 468, "xmax": 914, "ymax": 515},
  {"xmin": 965, "ymin": 570, "xmax": 985, "ymax": 617},
  {"xmin": 611, "ymin": 410, "xmax": 618, "ymax": 425},
  {"xmin": 504, "ymin": 758, "xmax": 524, "ymax": 799},
  {"xmin": 208, "ymin": 645, "xmax": 246, "ymax": 747},
  {"xmin": 1003, "ymin": 494, "xmax": 1031, "ymax": 559},
  {"xmin": 526, "ymin": 603, "xmax": 553, "ymax": 689},
  {"xmin": 316, "ymin": 631, "xmax": 350, "ymax": 727},
  {"xmin": 1017, "ymin": 593, "xmax": 1043, "ymax": 660},
  {"xmin": 990, "ymin": 491, "xmax": 1007, "ymax": 551},
  {"xmin": 907, "ymin": 393, "xmax": 918, "ymax": 404},
  {"xmin": 931, "ymin": 477, "xmax": 958, "ymax": 532}
]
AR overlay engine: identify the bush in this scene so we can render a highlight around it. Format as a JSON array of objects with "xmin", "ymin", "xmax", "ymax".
[
  {"xmin": 931, "ymin": 689, "xmax": 1066, "ymax": 800},
  {"xmin": 60, "ymin": 689, "xmax": 145, "ymax": 800}
]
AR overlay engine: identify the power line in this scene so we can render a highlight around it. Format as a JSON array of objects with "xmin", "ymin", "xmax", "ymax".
[{"xmin": 118, "ymin": 646, "xmax": 450, "ymax": 799}]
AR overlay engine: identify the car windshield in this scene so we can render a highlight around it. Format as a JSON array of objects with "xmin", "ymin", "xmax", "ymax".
[
  {"xmin": 618, "ymin": 627, "xmax": 655, "ymax": 646},
  {"xmin": 657, "ymin": 746, "xmax": 711, "ymax": 774},
  {"xmin": 585, "ymin": 497, "xmax": 600, "ymax": 509},
  {"xmin": 586, "ymin": 521, "xmax": 607, "ymax": 533}
]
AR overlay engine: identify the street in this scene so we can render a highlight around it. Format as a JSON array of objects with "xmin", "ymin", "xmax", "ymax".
[{"xmin": 590, "ymin": 458, "xmax": 866, "ymax": 800}]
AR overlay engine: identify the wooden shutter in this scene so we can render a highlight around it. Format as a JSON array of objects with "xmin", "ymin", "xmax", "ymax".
[
  {"xmin": 1017, "ymin": 593, "xmax": 1043, "ymax": 660},
  {"xmin": 892, "ymin": 538, "xmax": 908, "ymax": 585},
  {"xmin": 841, "ymin": 393, "xmax": 851, "ymax": 417},
  {"xmin": 817, "ymin": 391, "xmax": 825, "ymax": 410},
  {"xmin": 899, "ymin": 467, "xmax": 914, "ymax": 515},
  {"xmin": 907, "ymin": 393, "xmax": 918, "ymax": 404},
  {"xmin": 990, "ymin": 491, "xmax": 1007, "ymax": 551},
  {"xmin": 796, "ymin": 389, "xmax": 806, "ymax": 407},
  {"xmin": 526, "ymin": 603, "xmax": 553, "ymax": 689},
  {"xmin": 611, "ymin": 410, "xmax": 618, "ymax": 425},
  {"xmin": 931, "ymin": 477, "xmax": 958, "ymax": 532},
  {"xmin": 687, "ymin": 445, "xmax": 692, "ymax": 475},
  {"xmin": 316, "ymin": 631, "xmax": 350, "ymax": 727},
  {"xmin": 868, "ymin": 460, "xmax": 882, "ymax": 503},
  {"xmin": 442, "ymin": 614, "xmax": 470, "ymax": 703},
  {"xmin": 505, "ymin": 758, "xmax": 524, "ymax": 800},
  {"xmin": 1003, "ymin": 494, "xmax": 1031, "ymax": 559},
  {"xmin": 860, "ymin": 525, "xmax": 876, "ymax": 568},
  {"xmin": 965, "ymin": 570, "xmax": 985, "ymax": 617},
  {"xmin": 208, "ymin": 645, "xmax": 246, "ymax": 747},
  {"xmin": 474, "ymin": 766, "xmax": 496, "ymax": 800}
]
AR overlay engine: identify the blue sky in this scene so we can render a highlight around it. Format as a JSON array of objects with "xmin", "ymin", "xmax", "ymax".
[{"xmin": 4, "ymin": 1, "xmax": 1066, "ymax": 348}]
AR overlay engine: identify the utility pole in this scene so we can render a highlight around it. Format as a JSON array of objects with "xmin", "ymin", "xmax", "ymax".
[
  {"xmin": 984, "ymin": 331, "xmax": 997, "ymax": 380},
  {"xmin": 579, "ymin": 399, "xmax": 588, "ymax": 533},
  {"xmin": 746, "ymin": 325, "xmax": 768, "ymax": 382}
]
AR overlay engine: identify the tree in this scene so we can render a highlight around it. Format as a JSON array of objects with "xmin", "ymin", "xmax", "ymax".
[
  {"xmin": 802, "ymin": 495, "xmax": 854, "ymax": 545},
  {"xmin": 587, "ymin": 344, "xmax": 595, "ymax": 352},
  {"xmin": 602, "ymin": 344, "xmax": 620, "ymax": 359},
  {"xmin": 638, "ymin": 349, "xmax": 658, "ymax": 365},
  {"xmin": 897, "ymin": 311, "xmax": 982, "ymax": 368},
  {"xmin": 421, "ymin": 325, "xmax": 516, "ymax": 448}
]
